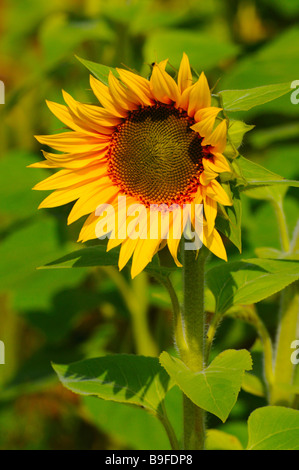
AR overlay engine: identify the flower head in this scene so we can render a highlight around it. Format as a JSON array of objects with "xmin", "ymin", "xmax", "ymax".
[{"xmin": 32, "ymin": 53, "xmax": 232, "ymax": 277}]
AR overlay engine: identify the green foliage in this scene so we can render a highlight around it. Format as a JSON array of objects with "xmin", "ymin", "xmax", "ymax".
[
  {"xmin": 76, "ymin": 56, "xmax": 119, "ymax": 86},
  {"xmin": 219, "ymin": 82, "xmax": 292, "ymax": 112},
  {"xmin": 247, "ymin": 407, "xmax": 299, "ymax": 450},
  {"xmin": 206, "ymin": 429, "xmax": 243, "ymax": 450},
  {"xmin": 206, "ymin": 258, "xmax": 299, "ymax": 314},
  {"xmin": 53, "ymin": 355, "xmax": 173, "ymax": 416},
  {"xmin": 1, "ymin": 0, "xmax": 299, "ymax": 451},
  {"xmin": 160, "ymin": 349, "xmax": 252, "ymax": 422}
]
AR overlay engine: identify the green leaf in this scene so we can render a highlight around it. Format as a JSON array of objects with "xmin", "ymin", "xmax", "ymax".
[
  {"xmin": 76, "ymin": 56, "xmax": 119, "ymax": 86},
  {"xmin": 215, "ymin": 184, "xmax": 242, "ymax": 252},
  {"xmin": 40, "ymin": 244, "xmax": 176, "ymax": 278},
  {"xmin": 234, "ymin": 155, "xmax": 284, "ymax": 184},
  {"xmin": 247, "ymin": 406, "xmax": 299, "ymax": 450},
  {"xmin": 53, "ymin": 354, "xmax": 173, "ymax": 416},
  {"xmin": 225, "ymin": 120, "xmax": 255, "ymax": 158},
  {"xmin": 219, "ymin": 82, "xmax": 292, "ymax": 112},
  {"xmin": 233, "ymin": 156, "xmax": 299, "ymax": 201},
  {"xmin": 41, "ymin": 244, "xmax": 119, "ymax": 269},
  {"xmin": 206, "ymin": 429, "xmax": 244, "ymax": 450},
  {"xmin": 160, "ymin": 349, "xmax": 252, "ymax": 422},
  {"xmin": 206, "ymin": 258, "xmax": 299, "ymax": 314},
  {"xmin": 248, "ymin": 123, "xmax": 299, "ymax": 149}
]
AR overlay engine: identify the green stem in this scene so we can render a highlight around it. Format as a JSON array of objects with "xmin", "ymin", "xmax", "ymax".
[
  {"xmin": 159, "ymin": 402, "xmax": 180, "ymax": 450},
  {"xmin": 100, "ymin": 267, "xmax": 158, "ymax": 357},
  {"xmin": 271, "ymin": 283, "xmax": 299, "ymax": 406},
  {"xmin": 205, "ymin": 312, "xmax": 221, "ymax": 364},
  {"xmin": 179, "ymin": 245, "xmax": 208, "ymax": 450},
  {"xmin": 272, "ymin": 199, "xmax": 290, "ymax": 253},
  {"xmin": 161, "ymin": 276, "xmax": 188, "ymax": 358}
]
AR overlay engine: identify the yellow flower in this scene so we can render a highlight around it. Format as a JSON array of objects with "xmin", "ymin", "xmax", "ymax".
[{"xmin": 32, "ymin": 53, "xmax": 232, "ymax": 278}]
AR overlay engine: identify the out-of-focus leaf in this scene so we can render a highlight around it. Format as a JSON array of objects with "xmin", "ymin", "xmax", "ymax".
[
  {"xmin": 0, "ymin": 151, "xmax": 50, "ymax": 223},
  {"xmin": 83, "ymin": 396, "xmax": 171, "ymax": 450},
  {"xmin": 160, "ymin": 349, "xmax": 252, "ymax": 422},
  {"xmin": 143, "ymin": 30, "xmax": 240, "ymax": 72},
  {"xmin": 247, "ymin": 406, "xmax": 299, "ymax": 450},
  {"xmin": 255, "ymin": 247, "xmax": 283, "ymax": 259},
  {"xmin": 205, "ymin": 429, "xmax": 243, "ymax": 450},
  {"xmin": 40, "ymin": 14, "xmax": 113, "ymax": 67},
  {"xmin": 206, "ymin": 258, "xmax": 299, "ymax": 314},
  {"xmin": 241, "ymin": 372, "xmax": 265, "ymax": 398},
  {"xmin": 249, "ymin": 123, "xmax": 299, "ymax": 149},
  {"xmin": 219, "ymin": 82, "xmax": 292, "ymax": 112},
  {"xmin": 53, "ymin": 355, "xmax": 173, "ymax": 415},
  {"xmin": 82, "ymin": 386, "xmax": 183, "ymax": 451},
  {"xmin": 0, "ymin": 217, "xmax": 85, "ymax": 310},
  {"xmin": 244, "ymin": 197, "xmax": 298, "ymax": 252},
  {"xmin": 262, "ymin": 0, "xmax": 299, "ymax": 17}
]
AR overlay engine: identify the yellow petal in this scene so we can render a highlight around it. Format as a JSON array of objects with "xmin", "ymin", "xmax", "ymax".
[
  {"xmin": 179, "ymin": 84, "xmax": 192, "ymax": 110},
  {"xmin": 89, "ymin": 75, "xmax": 128, "ymax": 118},
  {"xmin": 62, "ymin": 90, "xmax": 121, "ymax": 128},
  {"xmin": 116, "ymin": 68, "xmax": 154, "ymax": 107},
  {"xmin": 200, "ymin": 168, "xmax": 218, "ymax": 186},
  {"xmin": 33, "ymin": 165, "xmax": 107, "ymax": 190},
  {"xmin": 188, "ymin": 72, "xmax": 211, "ymax": 117},
  {"xmin": 28, "ymin": 160, "xmax": 60, "ymax": 169},
  {"xmin": 203, "ymin": 152, "xmax": 231, "ymax": 173},
  {"xmin": 35, "ymin": 132, "xmax": 110, "ymax": 153},
  {"xmin": 194, "ymin": 106, "xmax": 222, "ymax": 123},
  {"xmin": 108, "ymin": 72, "xmax": 140, "ymax": 110},
  {"xmin": 167, "ymin": 236, "xmax": 182, "ymax": 267},
  {"xmin": 202, "ymin": 119, "xmax": 227, "ymax": 153},
  {"xmin": 191, "ymin": 107, "xmax": 222, "ymax": 138},
  {"xmin": 118, "ymin": 237, "xmax": 139, "ymax": 271},
  {"xmin": 150, "ymin": 61, "xmax": 180, "ymax": 104},
  {"xmin": 67, "ymin": 180, "xmax": 119, "ymax": 225},
  {"xmin": 46, "ymin": 100, "xmax": 107, "ymax": 136},
  {"xmin": 178, "ymin": 52, "xmax": 192, "ymax": 94},
  {"xmin": 131, "ymin": 236, "xmax": 160, "ymax": 278},
  {"xmin": 40, "ymin": 150, "xmax": 107, "ymax": 170},
  {"xmin": 38, "ymin": 179, "xmax": 100, "ymax": 209},
  {"xmin": 201, "ymin": 226, "xmax": 227, "ymax": 261},
  {"xmin": 206, "ymin": 180, "xmax": 233, "ymax": 206},
  {"xmin": 78, "ymin": 212, "xmax": 99, "ymax": 242},
  {"xmin": 204, "ymin": 196, "xmax": 217, "ymax": 235},
  {"xmin": 131, "ymin": 212, "xmax": 161, "ymax": 278},
  {"xmin": 46, "ymin": 100, "xmax": 91, "ymax": 135}
]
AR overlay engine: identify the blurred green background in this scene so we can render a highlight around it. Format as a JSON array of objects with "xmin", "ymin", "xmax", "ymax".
[{"xmin": 0, "ymin": 0, "xmax": 298, "ymax": 450}]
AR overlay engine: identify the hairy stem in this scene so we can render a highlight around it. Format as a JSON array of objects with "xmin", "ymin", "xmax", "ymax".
[{"xmin": 179, "ymin": 245, "xmax": 208, "ymax": 450}]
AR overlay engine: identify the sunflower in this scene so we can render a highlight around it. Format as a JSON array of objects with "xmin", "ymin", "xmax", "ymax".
[{"xmin": 31, "ymin": 53, "xmax": 232, "ymax": 277}]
